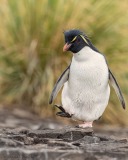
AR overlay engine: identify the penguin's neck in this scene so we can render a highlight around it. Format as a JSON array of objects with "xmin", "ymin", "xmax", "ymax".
[{"xmin": 73, "ymin": 46, "xmax": 99, "ymax": 62}]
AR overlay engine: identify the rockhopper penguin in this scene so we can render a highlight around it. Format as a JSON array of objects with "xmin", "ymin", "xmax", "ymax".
[{"xmin": 49, "ymin": 29, "xmax": 125, "ymax": 128}]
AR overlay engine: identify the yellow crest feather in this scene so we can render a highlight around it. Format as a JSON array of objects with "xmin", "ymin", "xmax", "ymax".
[
  {"xmin": 71, "ymin": 36, "xmax": 77, "ymax": 42},
  {"xmin": 79, "ymin": 35, "xmax": 89, "ymax": 45}
]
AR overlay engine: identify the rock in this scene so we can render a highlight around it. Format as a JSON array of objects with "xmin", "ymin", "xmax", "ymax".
[
  {"xmin": 27, "ymin": 127, "xmax": 93, "ymax": 141},
  {"xmin": 0, "ymin": 107, "xmax": 128, "ymax": 160},
  {"xmin": 0, "ymin": 126, "xmax": 128, "ymax": 160}
]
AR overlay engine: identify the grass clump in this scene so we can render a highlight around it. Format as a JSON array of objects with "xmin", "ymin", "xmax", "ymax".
[{"xmin": 0, "ymin": 0, "xmax": 127, "ymax": 125}]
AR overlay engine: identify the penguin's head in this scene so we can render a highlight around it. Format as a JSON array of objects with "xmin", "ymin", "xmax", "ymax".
[{"xmin": 63, "ymin": 29, "xmax": 90, "ymax": 53}]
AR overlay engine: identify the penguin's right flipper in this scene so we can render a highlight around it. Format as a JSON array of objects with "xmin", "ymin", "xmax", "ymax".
[{"xmin": 49, "ymin": 65, "xmax": 70, "ymax": 104}]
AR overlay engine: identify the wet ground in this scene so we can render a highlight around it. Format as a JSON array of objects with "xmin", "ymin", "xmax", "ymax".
[{"xmin": 0, "ymin": 106, "xmax": 128, "ymax": 160}]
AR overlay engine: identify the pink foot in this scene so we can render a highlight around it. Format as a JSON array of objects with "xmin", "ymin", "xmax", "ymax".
[{"xmin": 78, "ymin": 122, "xmax": 93, "ymax": 128}]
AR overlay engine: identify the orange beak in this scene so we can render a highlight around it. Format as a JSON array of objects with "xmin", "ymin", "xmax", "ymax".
[{"xmin": 63, "ymin": 43, "xmax": 72, "ymax": 52}]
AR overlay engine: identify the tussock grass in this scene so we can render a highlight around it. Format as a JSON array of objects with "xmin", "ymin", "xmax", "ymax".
[{"xmin": 0, "ymin": 0, "xmax": 128, "ymax": 125}]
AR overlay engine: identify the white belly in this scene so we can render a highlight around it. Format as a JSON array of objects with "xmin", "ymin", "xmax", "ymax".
[{"xmin": 61, "ymin": 47, "xmax": 110, "ymax": 122}]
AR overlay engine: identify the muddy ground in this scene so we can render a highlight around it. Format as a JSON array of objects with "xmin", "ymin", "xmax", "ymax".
[{"xmin": 0, "ymin": 106, "xmax": 128, "ymax": 160}]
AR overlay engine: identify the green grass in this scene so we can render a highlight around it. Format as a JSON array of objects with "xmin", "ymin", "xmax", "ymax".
[{"xmin": 0, "ymin": 0, "xmax": 128, "ymax": 125}]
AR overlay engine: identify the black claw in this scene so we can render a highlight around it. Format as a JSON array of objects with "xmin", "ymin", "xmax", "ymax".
[
  {"xmin": 56, "ymin": 111, "xmax": 71, "ymax": 118},
  {"xmin": 54, "ymin": 104, "xmax": 72, "ymax": 118},
  {"xmin": 54, "ymin": 105, "xmax": 66, "ymax": 112}
]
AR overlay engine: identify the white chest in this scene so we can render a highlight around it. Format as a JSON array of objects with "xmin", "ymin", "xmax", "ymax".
[{"xmin": 69, "ymin": 47, "xmax": 108, "ymax": 90}]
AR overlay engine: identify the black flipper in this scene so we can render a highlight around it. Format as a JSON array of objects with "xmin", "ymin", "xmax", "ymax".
[
  {"xmin": 49, "ymin": 65, "xmax": 70, "ymax": 104},
  {"xmin": 109, "ymin": 69, "xmax": 126, "ymax": 109}
]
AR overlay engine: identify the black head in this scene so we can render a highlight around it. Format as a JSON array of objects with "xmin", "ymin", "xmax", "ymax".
[
  {"xmin": 63, "ymin": 29, "xmax": 99, "ymax": 53},
  {"xmin": 63, "ymin": 29, "xmax": 90, "ymax": 53}
]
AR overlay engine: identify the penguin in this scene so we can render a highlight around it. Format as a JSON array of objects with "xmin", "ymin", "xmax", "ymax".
[{"xmin": 49, "ymin": 29, "xmax": 125, "ymax": 128}]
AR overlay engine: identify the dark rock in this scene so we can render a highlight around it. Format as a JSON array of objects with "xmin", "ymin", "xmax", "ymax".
[
  {"xmin": 57, "ymin": 127, "xmax": 93, "ymax": 141},
  {"xmin": 0, "ymin": 107, "xmax": 128, "ymax": 160},
  {"xmin": 27, "ymin": 127, "xmax": 93, "ymax": 141},
  {"xmin": 0, "ymin": 126, "xmax": 128, "ymax": 160},
  {"xmin": 72, "ymin": 135, "xmax": 100, "ymax": 146}
]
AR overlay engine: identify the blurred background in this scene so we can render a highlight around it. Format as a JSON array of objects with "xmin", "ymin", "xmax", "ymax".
[{"xmin": 0, "ymin": 0, "xmax": 128, "ymax": 126}]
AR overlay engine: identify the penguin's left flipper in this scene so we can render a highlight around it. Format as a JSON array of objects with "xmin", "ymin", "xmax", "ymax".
[
  {"xmin": 109, "ymin": 69, "xmax": 126, "ymax": 109},
  {"xmin": 49, "ymin": 65, "xmax": 70, "ymax": 104}
]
